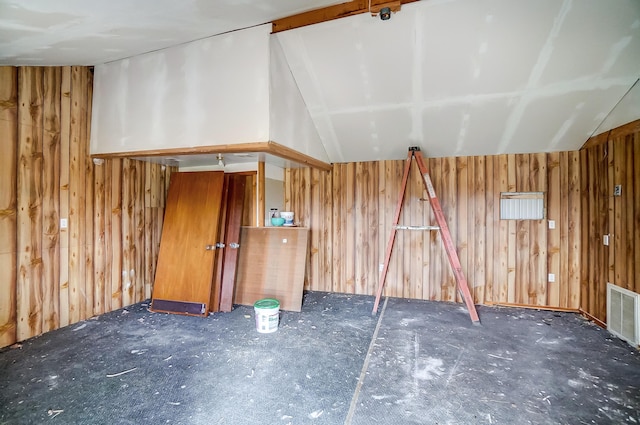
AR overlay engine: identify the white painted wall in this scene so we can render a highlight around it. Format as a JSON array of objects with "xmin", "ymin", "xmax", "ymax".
[
  {"xmin": 269, "ymin": 36, "xmax": 330, "ymax": 163},
  {"xmin": 91, "ymin": 24, "xmax": 271, "ymax": 154}
]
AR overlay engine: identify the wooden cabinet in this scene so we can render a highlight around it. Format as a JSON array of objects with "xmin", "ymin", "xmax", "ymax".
[{"xmin": 234, "ymin": 227, "xmax": 309, "ymax": 311}]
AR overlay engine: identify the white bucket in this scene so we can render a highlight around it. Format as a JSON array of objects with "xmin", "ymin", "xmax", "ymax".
[
  {"xmin": 254, "ymin": 298, "xmax": 280, "ymax": 333},
  {"xmin": 280, "ymin": 211, "xmax": 294, "ymax": 226}
]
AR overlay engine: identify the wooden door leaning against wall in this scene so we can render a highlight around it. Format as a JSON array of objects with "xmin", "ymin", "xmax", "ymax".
[{"xmin": 151, "ymin": 171, "xmax": 225, "ymax": 316}]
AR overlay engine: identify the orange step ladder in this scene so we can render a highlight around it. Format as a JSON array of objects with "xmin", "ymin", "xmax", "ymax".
[{"xmin": 372, "ymin": 147, "xmax": 480, "ymax": 324}]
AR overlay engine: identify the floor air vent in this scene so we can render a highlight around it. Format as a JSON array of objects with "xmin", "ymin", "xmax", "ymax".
[{"xmin": 607, "ymin": 283, "xmax": 640, "ymax": 347}]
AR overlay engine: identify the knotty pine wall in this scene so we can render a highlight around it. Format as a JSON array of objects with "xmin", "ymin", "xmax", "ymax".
[
  {"xmin": 285, "ymin": 152, "xmax": 582, "ymax": 310},
  {"xmin": 580, "ymin": 120, "xmax": 640, "ymax": 324},
  {"xmin": 0, "ymin": 66, "xmax": 173, "ymax": 348}
]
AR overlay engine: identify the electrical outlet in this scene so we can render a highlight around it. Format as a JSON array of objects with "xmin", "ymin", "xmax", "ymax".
[
  {"xmin": 379, "ymin": 263, "xmax": 384, "ymax": 272},
  {"xmin": 282, "ymin": 238, "xmax": 287, "ymax": 244},
  {"xmin": 614, "ymin": 185, "xmax": 622, "ymax": 196},
  {"xmin": 548, "ymin": 220, "xmax": 555, "ymax": 229},
  {"xmin": 60, "ymin": 218, "xmax": 68, "ymax": 229},
  {"xmin": 603, "ymin": 234, "xmax": 609, "ymax": 246},
  {"xmin": 548, "ymin": 273, "xmax": 555, "ymax": 283}
]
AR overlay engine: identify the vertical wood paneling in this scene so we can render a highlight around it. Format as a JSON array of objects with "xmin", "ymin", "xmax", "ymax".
[
  {"xmin": 285, "ymin": 149, "xmax": 586, "ymax": 312},
  {"xmin": 530, "ymin": 153, "xmax": 547, "ymax": 306},
  {"xmin": 17, "ymin": 67, "xmax": 44, "ymax": 341},
  {"xmin": 506, "ymin": 154, "xmax": 517, "ymax": 303},
  {"xmin": 580, "ymin": 120, "xmax": 640, "ymax": 322},
  {"xmin": 495, "ymin": 155, "xmax": 509, "ymax": 303},
  {"xmin": 426, "ymin": 158, "xmax": 440, "ymax": 301},
  {"xmin": 548, "ymin": 152, "xmax": 561, "ymax": 307},
  {"xmin": 0, "ymin": 66, "xmax": 172, "ymax": 348},
  {"xmin": 332, "ymin": 164, "xmax": 343, "ymax": 293},
  {"xmin": 82, "ymin": 68, "xmax": 94, "ymax": 320},
  {"xmin": 567, "ymin": 151, "xmax": 581, "ymax": 309},
  {"xmin": 42, "ymin": 67, "xmax": 61, "ymax": 332},
  {"xmin": 94, "ymin": 157, "xmax": 105, "ymax": 315},
  {"xmin": 440, "ymin": 157, "xmax": 456, "ymax": 302},
  {"xmin": 473, "ymin": 156, "xmax": 486, "ymax": 303},
  {"xmin": 58, "ymin": 67, "xmax": 71, "ymax": 329},
  {"xmin": 484, "ymin": 156, "xmax": 494, "ymax": 304},
  {"xmin": 111, "ymin": 159, "xmax": 123, "ymax": 309},
  {"xmin": 0, "ymin": 67, "xmax": 18, "ymax": 347}
]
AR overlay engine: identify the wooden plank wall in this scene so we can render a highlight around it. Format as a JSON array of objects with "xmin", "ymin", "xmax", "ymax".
[
  {"xmin": 285, "ymin": 152, "xmax": 582, "ymax": 309},
  {"xmin": 580, "ymin": 120, "xmax": 640, "ymax": 323},
  {"xmin": 0, "ymin": 66, "xmax": 173, "ymax": 348}
]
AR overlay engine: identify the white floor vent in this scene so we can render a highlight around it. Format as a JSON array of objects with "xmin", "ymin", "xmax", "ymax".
[{"xmin": 607, "ymin": 283, "xmax": 640, "ymax": 347}]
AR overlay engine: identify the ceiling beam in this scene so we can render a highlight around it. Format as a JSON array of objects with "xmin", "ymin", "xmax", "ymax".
[{"xmin": 272, "ymin": 0, "xmax": 418, "ymax": 33}]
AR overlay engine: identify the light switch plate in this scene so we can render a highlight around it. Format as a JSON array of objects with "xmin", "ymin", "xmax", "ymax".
[
  {"xmin": 614, "ymin": 185, "xmax": 622, "ymax": 196},
  {"xmin": 603, "ymin": 234, "xmax": 609, "ymax": 246},
  {"xmin": 548, "ymin": 220, "xmax": 555, "ymax": 229}
]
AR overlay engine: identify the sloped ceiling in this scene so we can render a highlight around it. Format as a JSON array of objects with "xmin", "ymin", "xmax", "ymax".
[
  {"xmin": 1, "ymin": 0, "xmax": 639, "ymax": 164},
  {"xmin": 277, "ymin": 0, "xmax": 640, "ymax": 162},
  {"xmin": 0, "ymin": 0, "xmax": 344, "ymax": 65}
]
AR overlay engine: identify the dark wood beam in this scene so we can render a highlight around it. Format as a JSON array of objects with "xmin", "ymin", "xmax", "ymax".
[{"xmin": 272, "ymin": 0, "xmax": 418, "ymax": 33}]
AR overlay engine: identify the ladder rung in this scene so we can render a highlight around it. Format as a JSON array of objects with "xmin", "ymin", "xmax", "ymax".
[{"xmin": 394, "ymin": 225, "xmax": 440, "ymax": 230}]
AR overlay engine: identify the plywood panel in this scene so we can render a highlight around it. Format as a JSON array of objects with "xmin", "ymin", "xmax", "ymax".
[
  {"xmin": 567, "ymin": 151, "xmax": 581, "ymax": 309},
  {"xmin": 42, "ymin": 67, "xmax": 61, "ymax": 332},
  {"xmin": 58, "ymin": 66, "xmax": 71, "ymax": 328},
  {"xmin": 0, "ymin": 67, "xmax": 18, "ymax": 347},
  {"xmin": 530, "ymin": 153, "xmax": 547, "ymax": 306},
  {"xmin": 495, "ymin": 155, "xmax": 509, "ymax": 303},
  {"xmin": 17, "ymin": 66, "xmax": 44, "ymax": 341},
  {"xmin": 110, "ymin": 159, "xmax": 123, "ymax": 310},
  {"xmin": 235, "ymin": 227, "xmax": 309, "ymax": 312},
  {"xmin": 547, "ymin": 152, "xmax": 561, "ymax": 307}
]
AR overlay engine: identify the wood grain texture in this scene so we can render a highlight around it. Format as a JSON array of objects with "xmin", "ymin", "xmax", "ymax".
[
  {"xmin": 0, "ymin": 66, "xmax": 171, "ymax": 348},
  {"xmin": 580, "ymin": 123, "xmax": 639, "ymax": 322},
  {"xmin": 17, "ymin": 66, "xmax": 44, "ymax": 341},
  {"xmin": 218, "ymin": 175, "xmax": 246, "ymax": 312},
  {"xmin": 58, "ymin": 67, "xmax": 71, "ymax": 328},
  {"xmin": 272, "ymin": 0, "xmax": 418, "ymax": 33},
  {"xmin": 152, "ymin": 172, "xmax": 225, "ymax": 315},
  {"xmin": 284, "ymin": 151, "xmax": 584, "ymax": 310},
  {"xmin": 234, "ymin": 227, "xmax": 309, "ymax": 312},
  {"xmin": 42, "ymin": 67, "xmax": 61, "ymax": 332},
  {"xmin": 0, "ymin": 67, "xmax": 18, "ymax": 347}
]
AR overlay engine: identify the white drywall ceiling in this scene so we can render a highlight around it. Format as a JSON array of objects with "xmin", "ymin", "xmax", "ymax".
[
  {"xmin": 1, "ymin": 0, "xmax": 639, "ymax": 164},
  {"xmin": 0, "ymin": 0, "xmax": 343, "ymax": 65},
  {"xmin": 277, "ymin": 0, "xmax": 640, "ymax": 162}
]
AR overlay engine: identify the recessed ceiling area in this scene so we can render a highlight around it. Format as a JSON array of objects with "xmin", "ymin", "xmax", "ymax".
[{"xmin": 2, "ymin": 0, "xmax": 639, "ymax": 164}]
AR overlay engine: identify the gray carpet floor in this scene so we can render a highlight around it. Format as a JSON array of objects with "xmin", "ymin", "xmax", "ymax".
[{"xmin": 1, "ymin": 291, "xmax": 638, "ymax": 424}]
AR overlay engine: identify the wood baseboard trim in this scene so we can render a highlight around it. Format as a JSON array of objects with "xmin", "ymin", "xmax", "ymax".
[
  {"xmin": 578, "ymin": 308, "xmax": 607, "ymax": 329},
  {"xmin": 484, "ymin": 301, "xmax": 579, "ymax": 313}
]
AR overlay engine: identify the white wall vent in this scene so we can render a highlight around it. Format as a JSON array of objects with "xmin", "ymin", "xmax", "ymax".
[
  {"xmin": 607, "ymin": 283, "xmax": 640, "ymax": 347},
  {"xmin": 500, "ymin": 192, "xmax": 544, "ymax": 220}
]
